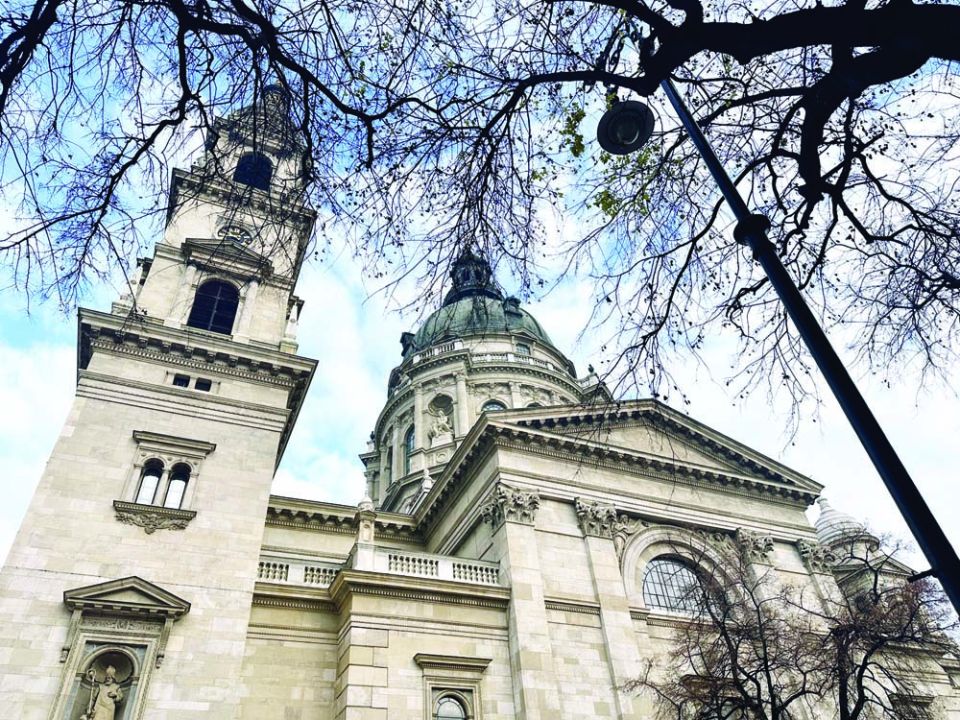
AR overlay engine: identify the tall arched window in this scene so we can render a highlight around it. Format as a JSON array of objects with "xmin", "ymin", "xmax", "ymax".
[
  {"xmin": 403, "ymin": 426, "xmax": 415, "ymax": 475},
  {"xmin": 186, "ymin": 280, "xmax": 239, "ymax": 334},
  {"xmin": 233, "ymin": 152, "xmax": 273, "ymax": 191},
  {"xmin": 163, "ymin": 463, "xmax": 190, "ymax": 509},
  {"xmin": 435, "ymin": 695, "xmax": 468, "ymax": 720},
  {"xmin": 642, "ymin": 557, "xmax": 704, "ymax": 613},
  {"xmin": 135, "ymin": 460, "xmax": 164, "ymax": 505}
]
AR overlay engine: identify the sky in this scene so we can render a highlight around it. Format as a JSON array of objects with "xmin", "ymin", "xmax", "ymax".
[{"xmin": 0, "ymin": 223, "xmax": 958, "ymax": 574}]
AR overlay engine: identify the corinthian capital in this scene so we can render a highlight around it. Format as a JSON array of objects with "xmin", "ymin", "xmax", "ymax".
[
  {"xmin": 574, "ymin": 498, "xmax": 618, "ymax": 539},
  {"xmin": 480, "ymin": 483, "xmax": 540, "ymax": 529}
]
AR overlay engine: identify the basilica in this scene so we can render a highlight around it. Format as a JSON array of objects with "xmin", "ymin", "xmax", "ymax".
[{"xmin": 1, "ymin": 89, "xmax": 958, "ymax": 720}]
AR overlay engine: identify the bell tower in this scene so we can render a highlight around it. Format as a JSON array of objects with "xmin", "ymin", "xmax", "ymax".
[{"xmin": 0, "ymin": 88, "xmax": 317, "ymax": 718}]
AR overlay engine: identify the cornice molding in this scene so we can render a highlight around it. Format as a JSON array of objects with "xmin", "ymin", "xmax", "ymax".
[
  {"xmin": 329, "ymin": 570, "xmax": 510, "ymax": 611},
  {"xmin": 414, "ymin": 653, "xmax": 492, "ymax": 673},
  {"xmin": 544, "ymin": 598, "xmax": 602, "ymax": 616}
]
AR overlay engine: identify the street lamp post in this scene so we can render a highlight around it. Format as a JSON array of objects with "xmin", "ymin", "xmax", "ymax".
[{"xmin": 597, "ymin": 78, "xmax": 960, "ymax": 614}]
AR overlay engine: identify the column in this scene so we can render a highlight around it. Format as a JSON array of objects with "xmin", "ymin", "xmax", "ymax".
[
  {"xmin": 480, "ymin": 484, "xmax": 562, "ymax": 719},
  {"xmin": 166, "ymin": 263, "xmax": 198, "ymax": 327},
  {"xmin": 455, "ymin": 373, "xmax": 469, "ymax": 435},
  {"xmin": 575, "ymin": 498, "xmax": 645, "ymax": 720},
  {"xmin": 233, "ymin": 278, "xmax": 259, "ymax": 341},
  {"xmin": 414, "ymin": 386, "xmax": 425, "ymax": 450}
]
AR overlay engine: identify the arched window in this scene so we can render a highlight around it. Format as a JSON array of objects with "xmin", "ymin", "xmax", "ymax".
[
  {"xmin": 217, "ymin": 224, "xmax": 252, "ymax": 244},
  {"xmin": 233, "ymin": 152, "xmax": 273, "ymax": 191},
  {"xmin": 642, "ymin": 557, "xmax": 704, "ymax": 613},
  {"xmin": 403, "ymin": 426, "xmax": 415, "ymax": 475},
  {"xmin": 135, "ymin": 460, "xmax": 163, "ymax": 505},
  {"xmin": 481, "ymin": 400, "xmax": 507, "ymax": 413},
  {"xmin": 163, "ymin": 463, "xmax": 190, "ymax": 509},
  {"xmin": 186, "ymin": 280, "xmax": 239, "ymax": 334},
  {"xmin": 435, "ymin": 695, "xmax": 468, "ymax": 720}
]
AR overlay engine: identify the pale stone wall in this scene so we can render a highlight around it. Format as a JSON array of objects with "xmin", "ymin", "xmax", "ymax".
[{"xmin": 0, "ymin": 339, "xmax": 301, "ymax": 718}]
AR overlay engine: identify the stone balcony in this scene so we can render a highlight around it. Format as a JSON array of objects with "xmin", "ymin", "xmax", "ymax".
[{"xmin": 256, "ymin": 548, "xmax": 501, "ymax": 590}]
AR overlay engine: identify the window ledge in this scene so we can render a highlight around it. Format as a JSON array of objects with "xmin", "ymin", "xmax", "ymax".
[{"xmin": 114, "ymin": 500, "xmax": 197, "ymax": 534}]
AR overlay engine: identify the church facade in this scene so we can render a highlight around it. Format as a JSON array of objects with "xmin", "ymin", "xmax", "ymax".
[{"xmin": 1, "ymin": 91, "xmax": 958, "ymax": 720}]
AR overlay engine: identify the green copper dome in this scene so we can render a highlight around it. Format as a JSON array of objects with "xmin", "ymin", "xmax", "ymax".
[{"xmin": 406, "ymin": 250, "xmax": 557, "ymax": 354}]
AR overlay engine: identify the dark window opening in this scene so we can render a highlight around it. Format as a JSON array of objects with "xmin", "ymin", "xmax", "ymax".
[
  {"xmin": 233, "ymin": 152, "xmax": 273, "ymax": 191},
  {"xmin": 186, "ymin": 280, "xmax": 239, "ymax": 334},
  {"xmin": 172, "ymin": 374, "xmax": 190, "ymax": 388},
  {"xmin": 481, "ymin": 400, "xmax": 507, "ymax": 413},
  {"xmin": 195, "ymin": 378, "xmax": 213, "ymax": 392}
]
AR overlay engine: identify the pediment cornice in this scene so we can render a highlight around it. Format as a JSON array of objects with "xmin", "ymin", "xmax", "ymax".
[{"xmin": 63, "ymin": 576, "xmax": 190, "ymax": 619}]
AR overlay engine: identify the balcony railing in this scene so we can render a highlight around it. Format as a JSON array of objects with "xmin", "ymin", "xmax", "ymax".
[
  {"xmin": 256, "ymin": 549, "xmax": 501, "ymax": 589},
  {"xmin": 257, "ymin": 557, "xmax": 341, "ymax": 588}
]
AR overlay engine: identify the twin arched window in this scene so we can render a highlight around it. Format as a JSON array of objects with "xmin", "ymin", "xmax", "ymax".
[
  {"xmin": 187, "ymin": 280, "xmax": 239, "ymax": 334},
  {"xmin": 233, "ymin": 152, "xmax": 273, "ymax": 191},
  {"xmin": 135, "ymin": 461, "xmax": 190, "ymax": 509},
  {"xmin": 642, "ymin": 557, "xmax": 705, "ymax": 614}
]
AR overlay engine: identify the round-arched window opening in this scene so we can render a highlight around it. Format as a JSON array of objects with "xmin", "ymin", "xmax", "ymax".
[
  {"xmin": 403, "ymin": 425, "xmax": 415, "ymax": 475},
  {"xmin": 135, "ymin": 459, "xmax": 163, "ymax": 505},
  {"xmin": 163, "ymin": 463, "xmax": 191, "ymax": 509},
  {"xmin": 233, "ymin": 152, "xmax": 273, "ymax": 191},
  {"xmin": 186, "ymin": 280, "xmax": 240, "ymax": 334},
  {"xmin": 642, "ymin": 557, "xmax": 705, "ymax": 614},
  {"xmin": 435, "ymin": 695, "xmax": 468, "ymax": 720},
  {"xmin": 481, "ymin": 400, "xmax": 507, "ymax": 413}
]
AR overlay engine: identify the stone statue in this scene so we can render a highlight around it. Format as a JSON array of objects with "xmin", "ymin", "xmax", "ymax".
[
  {"xmin": 81, "ymin": 665, "xmax": 124, "ymax": 720},
  {"xmin": 427, "ymin": 408, "xmax": 453, "ymax": 446}
]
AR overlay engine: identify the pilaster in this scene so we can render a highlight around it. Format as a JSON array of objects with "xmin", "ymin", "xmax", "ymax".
[
  {"xmin": 481, "ymin": 483, "xmax": 561, "ymax": 719},
  {"xmin": 576, "ymin": 498, "xmax": 645, "ymax": 720}
]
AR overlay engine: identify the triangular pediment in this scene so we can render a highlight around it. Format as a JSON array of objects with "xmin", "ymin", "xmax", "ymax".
[
  {"xmin": 183, "ymin": 237, "xmax": 273, "ymax": 276},
  {"xmin": 64, "ymin": 576, "xmax": 190, "ymax": 618},
  {"xmin": 492, "ymin": 399, "xmax": 823, "ymax": 496}
]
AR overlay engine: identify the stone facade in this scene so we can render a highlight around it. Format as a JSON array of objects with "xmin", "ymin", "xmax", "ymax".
[{"xmin": 1, "ymin": 93, "xmax": 958, "ymax": 720}]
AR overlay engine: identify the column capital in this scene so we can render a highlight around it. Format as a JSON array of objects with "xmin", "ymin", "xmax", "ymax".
[
  {"xmin": 736, "ymin": 528, "xmax": 775, "ymax": 564},
  {"xmin": 480, "ymin": 483, "xmax": 540, "ymax": 529},
  {"xmin": 574, "ymin": 497, "xmax": 618, "ymax": 539}
]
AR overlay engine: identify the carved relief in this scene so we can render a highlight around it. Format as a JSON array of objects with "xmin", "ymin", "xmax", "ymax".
[
  {"xmin": 480, "ymin": 484, "xmax": 540, "ymax": 528},
  {"xmin": 113, "ymin": 501, "xmax": 196, "ymax": 534},
  {"xmin": 574, "ymin": 498, "xmax": 618, "ymax": 539},
  {"xmin": 736, "ymin": 528, "xmax": 775, "ymax": 563},
  {"xmin": 613, "ymin": 514, "xmax": 649, "ymax": 561},
  {"xmin": 796, "ymin": 539, "xmax": 837, "ymax": 574}
]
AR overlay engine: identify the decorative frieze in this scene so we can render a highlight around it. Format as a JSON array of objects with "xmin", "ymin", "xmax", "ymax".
[
  {"xmin": 574, "ymin": 498, "xmax": 618, "ymax": 538},
  {"xmin": 113, "ymin": 500, "xmax": 196, "ymax": 534},
  {"xmin": 736, "ymin": 528, "xmax": 775, "ymax": 563},
  {"xmin": 480, "ymin": 483, "xmax": 540, "ymax": 528},
  {"xmin": 796, "ymin": 539, "xmax": 837, "ymax": 574}
]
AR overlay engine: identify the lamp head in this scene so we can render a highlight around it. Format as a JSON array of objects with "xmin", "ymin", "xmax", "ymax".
[{"xmin": 596, "ymin": 100, "xmax": 655, "ymax": 155}]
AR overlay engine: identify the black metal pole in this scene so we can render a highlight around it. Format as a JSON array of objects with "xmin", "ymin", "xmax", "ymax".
[{"xmin": 660, "ymin": 78, "xmax": 960, "ymax": 614}]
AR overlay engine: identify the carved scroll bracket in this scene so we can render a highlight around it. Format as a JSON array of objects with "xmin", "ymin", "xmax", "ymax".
[{"xmin": 114, "ymin": 500, "xmax": 196, "ymax": 534}]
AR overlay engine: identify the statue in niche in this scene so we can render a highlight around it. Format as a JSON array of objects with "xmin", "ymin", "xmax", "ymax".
[
  {"xmin": 427, "ymin": 398, "xmax": 454, "ymax": 447},
  {"xmin": 81, "ymin": 666, "xmax": 124, "ymax": 720}
]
